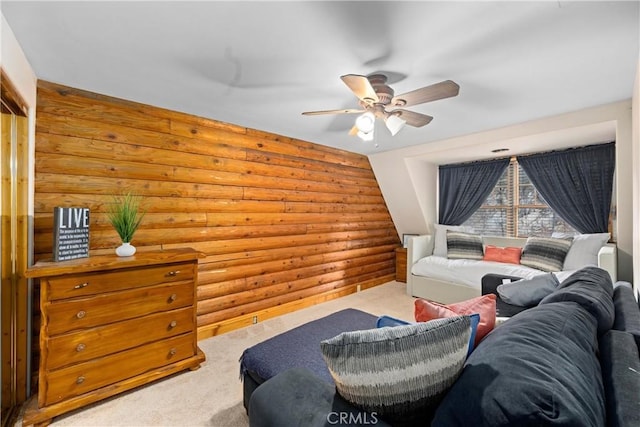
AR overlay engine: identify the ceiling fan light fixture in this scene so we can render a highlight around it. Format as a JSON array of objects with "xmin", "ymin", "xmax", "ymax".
[
  {"xmin": 357, "ymin": 129, "xmax": 374, "ymax": 141},
  {"xmin": 355, "ymin": 112, "xmax": 375, "ymax": 134},
  {"xmin": 385, "ymin": 114, "xmax": 406, "ymax": 136}
]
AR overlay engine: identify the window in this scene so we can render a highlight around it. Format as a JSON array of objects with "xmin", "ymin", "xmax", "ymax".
[{"xmin": 463, "ymin": 158, "xmax": 576, "ymax": 237}]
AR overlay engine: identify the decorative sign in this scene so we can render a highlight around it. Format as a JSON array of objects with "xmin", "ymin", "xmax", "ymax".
[{"xmin": 53, "ymin": 207, "xmax": 90, "ymax": 261}]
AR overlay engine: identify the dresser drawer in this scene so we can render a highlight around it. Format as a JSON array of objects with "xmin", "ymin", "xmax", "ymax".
[
  {"xmin": 44, "ymin": 262, "xmax": 194, "ymax": 301},
  {"xmin": 46, "ymin": 307, "xmax": 195, "ymax": 370},
  {"xmin": 42, "ymin": 334, "xmax": 196, "ymax": 406},
  {"xmin": 45, "ymin": 281, "xmax": 193, "ymax": 335}
]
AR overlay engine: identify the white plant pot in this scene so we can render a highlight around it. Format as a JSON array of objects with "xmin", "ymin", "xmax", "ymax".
[{"xmin": 115, "ymin": 242, "xmax": 136, "ymax": 257}]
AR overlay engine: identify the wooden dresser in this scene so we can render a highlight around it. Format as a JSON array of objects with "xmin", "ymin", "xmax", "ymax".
[{"xmin": 22, "ymin": 248, "xmax": 205, "ymax": 426}]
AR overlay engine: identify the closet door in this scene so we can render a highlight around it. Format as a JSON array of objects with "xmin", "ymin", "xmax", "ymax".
[{"xmin": 1, "ymin": 74, "xmax": 30, "ymax": 425}]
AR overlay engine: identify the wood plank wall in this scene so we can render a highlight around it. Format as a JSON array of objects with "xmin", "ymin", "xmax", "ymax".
[{"xmin": 33, "ymin": 81, "xmax": 399, "ymax": 338}]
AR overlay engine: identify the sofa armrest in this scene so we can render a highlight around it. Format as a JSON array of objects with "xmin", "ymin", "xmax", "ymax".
[
  {"xmin": 598, "ymin": 244, "xmax": 617, "ymax": 282},
  {"xmin": 248, "ymin": 367, "xmax": 390, "ymax": 427},
  {"xmin": 406, "ymin": 235, "xmax": 434, "ymax": 296},
  {"xmin": 612, "ymin": 283, "xmax": 640, "ymax": 350},
  {"xmin": 408, "ymin": 235, "xmax": 434, "ymax": 265},
  {"xmin": 599, "ymin": 329, "xmax": 640, "ymax": 427}
]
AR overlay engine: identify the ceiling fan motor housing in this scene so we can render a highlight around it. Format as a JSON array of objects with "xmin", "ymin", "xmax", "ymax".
[{"xmin": 366, "ymin": 74, "xmax": 395, "ymax": 105}]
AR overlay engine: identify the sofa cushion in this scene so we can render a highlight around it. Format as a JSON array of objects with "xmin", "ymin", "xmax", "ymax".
[
  {"xmin": 520, "ymin": 236, "xmax": 573, "ymax": 272},
  {"xmin": 483, "ymin": 245, "xmax": 522, "ymax": 264},
  {"xmin": 552, "ymin": 232, "xmax": 610, "ymax": 271},
  {"xmin": 496, "ymin": 272, "xmax": 559, "ymax": 307},
  {"xmin": 411, "ymin": 254, "xmax": 575, "ymax": 289},
  {"xmin": 414, "ymin": 294, "xmax": 496, "ymax": 346},
  {"xmin": 612, "ymin": 282, "xmax": 640, "ymax": 350},
  {"xmin": 599, "ymin": 329, "xmax": 640, "ymax": 427},
  {"xmin": 320, "ymin": 316, "xmax": 472, "ymax": 426},
  {"xmin": 540, "ymin": 266, "xmax": 614, "ymax": 335},
  {"xmin": 432, "ymin": 301, "xmax": 606, "ymax": 427},
  {"xmin": 446, "ymin": 231, "xmax": 483, "ymax": 260}
]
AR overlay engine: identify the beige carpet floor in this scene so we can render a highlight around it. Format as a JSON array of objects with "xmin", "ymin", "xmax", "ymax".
[{"xmin": 25, "ymin": 281, "xmax": 415, "ymax": 427}]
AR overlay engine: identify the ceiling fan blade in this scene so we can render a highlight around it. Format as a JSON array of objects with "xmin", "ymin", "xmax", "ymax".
[
  {"xmin": 391, "ymin": 109, "xmax": 434, "ymax": 127},
  {"xmin": 340, "ymin": 74, "xmax": 380, "ymax": 103},
  {"xmin": 391, "ymin": 80, "xmax": 460, "ymax": 108},
  {"xmin": 302, "ymin": 108, "xmax": 364, "ymax": 116}
]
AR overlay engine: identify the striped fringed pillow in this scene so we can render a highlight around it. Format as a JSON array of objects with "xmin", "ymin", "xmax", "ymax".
[
  {"xmin": 520, "ymin": 236, "xmax": 573, "ymax": 272},
  {"xmin": 446, "ymin": 230, "xmax": 484, "ymax": 260},
  {"xmin": 320, "ymin": 316, "xmax": 472, "ymax": 425}
]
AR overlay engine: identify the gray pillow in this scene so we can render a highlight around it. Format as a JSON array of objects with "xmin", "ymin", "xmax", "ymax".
[{"xmin": 497, "ymin": 273, "xmax": 560, "ymax": 307}]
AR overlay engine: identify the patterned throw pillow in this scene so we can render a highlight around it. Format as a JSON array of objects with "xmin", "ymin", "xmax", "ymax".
[
  {"xmin": 520, "ymin": 237, "xmax": 573, "ymax": 272},
  {"xmin": 377, "ymin": 314, "xmax": 480, "ymax": 357},
  {"xmin": 433, "ymin": 224, "xmax": 473, "ymax": 257},
  {"xmin": 320, "ymin": 316, "xmax": 472, "ymax": 425},
  {"xmin": 446, "ymin": 230, "xmax": 484, "ymax": 260}
]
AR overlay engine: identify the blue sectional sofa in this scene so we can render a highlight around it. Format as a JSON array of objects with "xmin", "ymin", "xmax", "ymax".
[{"xmin": 245, "ymin": 267, "xmax": 640, "ymax": 426}]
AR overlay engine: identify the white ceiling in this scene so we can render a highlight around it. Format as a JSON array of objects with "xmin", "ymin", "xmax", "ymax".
[{"xmin": 2, "ymin": 1, "xmax": 639, "ymax": 155}]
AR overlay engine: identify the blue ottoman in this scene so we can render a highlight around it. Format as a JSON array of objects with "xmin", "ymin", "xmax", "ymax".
[{"xmin": 239, "ymin": 308, "xmax": 377, "ymax": 410}]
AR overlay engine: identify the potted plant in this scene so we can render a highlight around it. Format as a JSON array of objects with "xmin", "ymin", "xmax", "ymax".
[{"xmin": 107, "ymin": 192, "xmax": 145, "ymax": 256}]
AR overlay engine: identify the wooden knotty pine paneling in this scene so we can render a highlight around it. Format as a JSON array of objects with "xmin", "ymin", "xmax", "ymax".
[{"xmin": 34, "ymin": 81, "xmax": 400, "ymax": 338}]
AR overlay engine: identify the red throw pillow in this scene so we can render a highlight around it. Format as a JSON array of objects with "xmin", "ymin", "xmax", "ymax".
[
  {"xmin": 483, "ymin": 245, "xmax": 522, "ymax": 264},
  {"xmin": 414, "ymin": 294, "xmax": 497, "ymax": 346}
]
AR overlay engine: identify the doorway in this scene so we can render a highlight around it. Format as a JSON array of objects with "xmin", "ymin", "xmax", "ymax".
[{"xmin": 1, "ymin": 74, "xmax": 31, "ymax": 426}]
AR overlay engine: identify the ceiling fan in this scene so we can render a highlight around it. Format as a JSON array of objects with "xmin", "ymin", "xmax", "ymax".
[{"xmin": 302, "ymin": 74, "xmax": 460, "ymax": 139}]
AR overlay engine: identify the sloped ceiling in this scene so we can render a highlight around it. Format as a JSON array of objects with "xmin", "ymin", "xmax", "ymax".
[{"xmin": 2, "ymin": 1, "xmax": 639, "ymax": 155}]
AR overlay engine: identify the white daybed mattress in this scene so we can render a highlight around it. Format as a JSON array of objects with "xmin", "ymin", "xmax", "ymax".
[{"xmin": 411, "ymin": 255, "xmax": 576, "ymax": 290}]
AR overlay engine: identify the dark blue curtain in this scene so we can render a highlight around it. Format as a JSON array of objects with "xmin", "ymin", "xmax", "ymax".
[
  {"xmin": 438, "ymin": 158, "xmax": 510, "ymax": 225},
  {"xmin": 517, "ymin": 142, "xmax": 615, "ymax": 234}
]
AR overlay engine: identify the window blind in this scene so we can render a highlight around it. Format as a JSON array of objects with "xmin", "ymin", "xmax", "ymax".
[{"xmin": 463, "ymin": 159, "xmax": 576, "ymax": 237}]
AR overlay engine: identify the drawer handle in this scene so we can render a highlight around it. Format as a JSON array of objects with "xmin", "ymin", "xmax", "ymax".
[
  {"xmin": 76, "ymin": 310, "xmax": 86, "ymax": 319},
  {"xmin": 169, "ymin": 348, "xmax": 177, "ymax": 356},
  {"xmin": 167, "ymin": 270, "xmax": 181, "ymax": 277},
  {"xmin": 169, "ymin": 320, "xmax": 177, "ymax": 329},
  {"xmin": 168, "ymin": 294, "xmax": 177, "ymax": 303},
  {"xmin": 76, "ymin": 343, "xmax": 86, "ymax": 352},
  {"xmin": 76, "ymin": 376, "xmax": 85, "ymax": 384},
  {"xmin": 74, "ymin": 282, "xmax": 89, "ymax": 289}
]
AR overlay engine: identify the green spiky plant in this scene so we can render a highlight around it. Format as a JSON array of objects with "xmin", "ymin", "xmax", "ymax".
[{"xmin": 107, "ymin": 192, "xmax": 145, "ymax": 243}]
